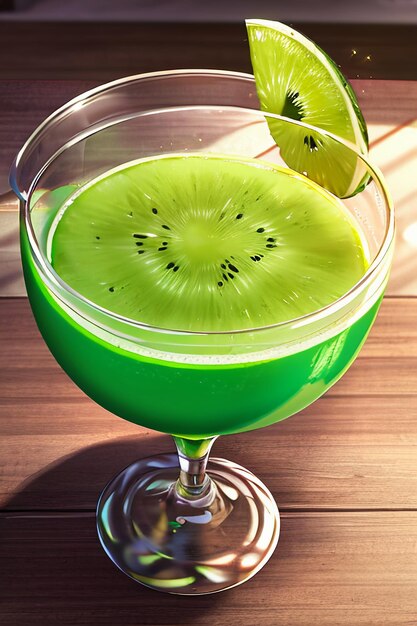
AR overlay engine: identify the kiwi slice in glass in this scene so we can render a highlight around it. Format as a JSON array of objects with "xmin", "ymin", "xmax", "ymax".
[{"xmin": 50, "ymin": 155, "xmax": 367, "ymax": 332}]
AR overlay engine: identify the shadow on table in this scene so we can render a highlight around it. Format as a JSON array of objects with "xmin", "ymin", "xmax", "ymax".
[
  {"xmin": 4, "ymin": 428, "xmax": 285, "ymax": 510},
  {"xmin": 1, "ymin": 432, "xmax": 287, "ymax": 623},
  {"xmin": 5, "ymin": 433, "xmax": 174, "ymax": 510}
]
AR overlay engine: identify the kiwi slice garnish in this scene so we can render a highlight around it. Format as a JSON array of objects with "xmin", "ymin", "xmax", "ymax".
[{"xmin": 246, "ymin": 19, "xmax": 370, "ymax": 198}]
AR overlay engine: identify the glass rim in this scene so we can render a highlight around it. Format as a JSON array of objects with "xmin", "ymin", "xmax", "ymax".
[
  {"xmin": 10, "ymin": 69, "xmax": 256, "ymax": 196},
  {"xmin": 15, "ymin": 69, "xmax": 395, "ymax": 338}
]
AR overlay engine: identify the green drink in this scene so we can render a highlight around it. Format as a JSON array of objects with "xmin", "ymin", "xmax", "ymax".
[{"xmin": 22, "ymin": 154, "xmax": 377, "ymax": 439}]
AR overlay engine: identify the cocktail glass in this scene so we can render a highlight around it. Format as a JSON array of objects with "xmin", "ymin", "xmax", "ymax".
[{"xmin": 11, "ymin": 70, "xmax": 394, "ymax": 595}]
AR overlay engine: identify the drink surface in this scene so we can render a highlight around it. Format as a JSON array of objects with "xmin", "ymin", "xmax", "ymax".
[
  {"xmin": 22, "ymin": 154, "xmax": 380, "ymax": 438},
  {"xmin": 49, "ymin": 154, "xmax": 367, "ymax": 332}
]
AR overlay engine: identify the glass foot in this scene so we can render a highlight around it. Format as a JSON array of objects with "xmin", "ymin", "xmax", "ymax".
[{"xmin": 96, "ymin": 454, "xmax": 280, "ymax": 594}]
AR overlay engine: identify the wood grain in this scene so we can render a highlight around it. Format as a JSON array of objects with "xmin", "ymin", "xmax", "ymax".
[
  {"xmin": 0, "ymin": 80, "xmax": 95, "ymax": 195},
  {"xmin": 1, "ymin": 297, "xmax": 417, "ymax": 512},
  {"xmin": 1, "ymin": 22, "xmax": 416, "ymax": 82},
  {"xmin": 1, "ymin": 511, "xmax": 417, "ymax": 626}
]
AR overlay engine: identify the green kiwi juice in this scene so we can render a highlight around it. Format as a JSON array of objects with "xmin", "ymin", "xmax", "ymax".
[{"xmin": 21, "ymin": 155, "xmax": 381, "ymax": 438}]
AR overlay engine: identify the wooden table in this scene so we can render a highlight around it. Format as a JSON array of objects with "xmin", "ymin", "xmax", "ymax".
[{"xmin": 1, "ymin": 22, "xmax": 417, "ymax": 626}]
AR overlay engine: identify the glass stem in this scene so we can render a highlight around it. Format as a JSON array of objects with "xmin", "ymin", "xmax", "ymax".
[{"xmin": 173, "ymin": 435, "xmax": 217, "ymax": 500}]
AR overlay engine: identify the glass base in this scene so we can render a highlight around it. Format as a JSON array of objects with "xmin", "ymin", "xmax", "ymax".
[{"xmin": 96, "ymin": 454, "xmax": 280, "ymax": 594}]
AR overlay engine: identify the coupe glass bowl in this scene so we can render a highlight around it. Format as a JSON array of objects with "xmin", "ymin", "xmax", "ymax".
[{"xmin": 11, "ymin": 70, "xmax": 394, "ymax": 594}]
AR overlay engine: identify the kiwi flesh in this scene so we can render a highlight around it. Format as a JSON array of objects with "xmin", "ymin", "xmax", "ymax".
[
  {"xmin": 50, "ymin": 155, "xmax": 367, "ymax": 332},
  {"xmin": 246, "ymin": 19, "xmax": 370, "ymax": 198}
]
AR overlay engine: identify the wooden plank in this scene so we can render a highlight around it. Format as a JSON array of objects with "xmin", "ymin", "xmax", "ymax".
[
  {"xmin": 0, "ymin": 80, "xmax": 95, "ymax": 195},
  {"xmin": 1, "ymin": 511, "xmax": 416, "ymax": 625},
  {"xmin": 1, "ymin": 397, "xmax": 417, "ymax": 511},
  {"xmin": 332, "ymin": 357, "xmax": 417, "ymax": 395},
  {"xmin": 1, "ymin": 22, "xmax": 416, "ymax": 81},
  {"xmin": 1, "ymin": 297, "xmax": 417, "ymax": 510},
  {"xmin": 363, "ymin": 297, "xmax": 417, "ymax": 357}
]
